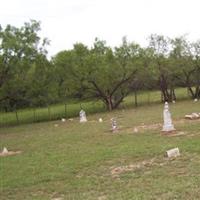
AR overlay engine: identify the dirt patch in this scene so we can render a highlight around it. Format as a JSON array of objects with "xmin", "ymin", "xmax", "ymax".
[
  {"xmin": 123, "ymin": 118, "xmax": 200, "ymax": 134},
  {"xmin": 110, "ymin": 158, "xmax": 157, "ymax": 177},
  {"xmin": 163, "ymin": 131, "xmax": 187, "ymax": 137},
  {"xmin": 98, "ymin": 195, "xmax": 107, "ymax": 200},
  {"xmin": 110, "ymin": 156, "xmax": 187, "ymax": 178},
  {"xmin": 137, "ymin": 123, "xmax": 162, "ymax": 130}
]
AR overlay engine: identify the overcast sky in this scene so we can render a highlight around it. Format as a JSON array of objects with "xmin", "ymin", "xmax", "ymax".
[{"xmin": 1, "ymin": 0, "xmax": 200, "ymax": 57}]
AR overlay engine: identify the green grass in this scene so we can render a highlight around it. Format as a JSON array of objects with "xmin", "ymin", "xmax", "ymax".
[
  {"xmin": 0, "ymin": 87, "xmax": 189, "ymax": 127},
  {"xmin": 1, "ymin": 99, "xmax": 200, "ymax": 199}
]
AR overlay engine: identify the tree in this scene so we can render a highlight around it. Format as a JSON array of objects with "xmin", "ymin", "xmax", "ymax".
[
  {"xmin": 191, "ymin": 41, "xmax": 200, "ymax": 99},
  {"xmin": 148, "ymin": 34, "xmax": 176, "ymax": 102},
  {"xmin": 170, "ymin": 36, "xmax": 199, "ymax": 99},
  {"xmin": 53, "ymin": 38, "xmax": 140, "ymax": 110},
  {"xmin": 0, "ymin": 20, "xmax": 49, "ymax": 110}
]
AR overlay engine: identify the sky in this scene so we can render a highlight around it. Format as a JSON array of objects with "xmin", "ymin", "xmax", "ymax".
[{"xmin": 1, "ymin": 0, "xmax": 200, "ymax": 57}]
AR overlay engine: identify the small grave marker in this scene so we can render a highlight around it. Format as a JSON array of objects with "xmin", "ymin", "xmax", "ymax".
[{"xmin": 165, "ymin": 147, "xmax": 180, "ymax": 158}]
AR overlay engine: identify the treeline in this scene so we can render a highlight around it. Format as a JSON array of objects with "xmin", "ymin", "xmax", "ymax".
[{"xmin": 0, "ymin": 20, "xmax": 199, "ymax": 111}]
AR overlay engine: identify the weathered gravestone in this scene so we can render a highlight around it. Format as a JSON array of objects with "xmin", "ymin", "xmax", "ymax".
[
  {"xmin": 162, "ymin": 102, "xmax": 176, "ymax": 132},
  {"xmin": 165, "ymin": 147, "xmax": 180, "ymax": 158},
  {"xmin": 2, "ymin": 147, "xmax": 8, "ymax": 154},
  {"xmin": 185, "ymin": 113, "xmax": 200, "ymax": 120},
  {"xmin": 79, "ymin": 109, "xmax": 87, "ymax": 123}
]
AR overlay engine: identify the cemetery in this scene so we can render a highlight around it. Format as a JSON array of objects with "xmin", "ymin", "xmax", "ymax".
[
  {"xmin": 1, "ymin": 99, "xmax": 200, "ymax": 199},
  {"xmin": 1, "ymin": 6, "xmax": 200, "ymax": 199}
]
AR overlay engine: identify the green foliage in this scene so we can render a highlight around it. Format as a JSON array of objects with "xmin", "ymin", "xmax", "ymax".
[
  {"xmin": 0, "ymin": 20, "xmax": 200, "ymax": 112},
  {"xmin": 0, "ymin": 20, "xmax": 51, "ymax": 110}
]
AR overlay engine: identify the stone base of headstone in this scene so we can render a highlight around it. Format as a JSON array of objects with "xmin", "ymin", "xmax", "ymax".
[
  {"xmin": 80, "ymin": 119, "xmax": 87, "ymax": 123},
  {"xmin": 161, "ymin": 129, "xmax": 176, "ymax": 134},
  {"xmin": 162, "ymin": 120, "xmax": 176, "ymax": 133},
  {"xmin": 0, "ymin": 147, "xmax": 22, "ymax": 157},
  {"xmin": 162, "ymin": 126, "xmax": 176, "ymax": 132}
]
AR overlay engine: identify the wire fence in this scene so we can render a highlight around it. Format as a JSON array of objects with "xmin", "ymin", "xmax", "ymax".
[
  {"xmin": 0, "ymin": 101, "xmax": 105, "ymax": 127},
  {"xmin": 0, "ymin": 89, "xmax": 190, "ymax": 127}
]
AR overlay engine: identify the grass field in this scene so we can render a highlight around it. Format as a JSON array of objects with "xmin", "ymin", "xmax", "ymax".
[
  {"xmin": 1, "ymin": 99, "xmax": 200, "ymax": 199},
  {"xmin": 0, "ymin": 88, "xmax": 189, "ymax": 127}
]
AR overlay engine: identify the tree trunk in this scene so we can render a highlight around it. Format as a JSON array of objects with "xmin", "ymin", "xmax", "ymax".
[
  {"xmin": 172, "ymin": 88, "xmax": 176, "ymax": 101},
  {"xmin": 106, "ymin": 96, "xmax": 113, "ymax": 111},
  {"xmin": 194, "ymin": 86, "xmax": 200, "ymax": 99},
  {"xmin": 160, "ymin": 75, "xmax": 169, "ymax": 102},
  {"xmin": 134, "ymin": 90, "xmax": 138, "ymax": 107},
  {"xmin": 187, "ymin": 86, "xmax": 195, "ymax": 99}
]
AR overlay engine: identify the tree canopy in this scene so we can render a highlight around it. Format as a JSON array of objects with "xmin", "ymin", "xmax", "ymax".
[{"xmin": 0, "ymin": 21, "xmax": 200, "ymax": 111}]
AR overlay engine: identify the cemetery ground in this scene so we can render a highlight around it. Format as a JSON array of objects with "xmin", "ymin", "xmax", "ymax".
[{"xmin": 1, "ymin": 100, "xmax": 200, "ymax": 199}]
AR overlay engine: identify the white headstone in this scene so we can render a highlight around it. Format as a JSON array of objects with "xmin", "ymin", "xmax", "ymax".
[
  {"xmin": 133, "ymin": 127, "xmax": 138, "ymax": 133},
  {"xmin": 2, "ymin": 147, "xmax": 8, "ymax": 154},
  {"xmin": 61, "ymin": 118, "xmax": 66, "ymax": 122},
  {"xmin": 111, "ymin": 118, "xmax": 118, "ymax": 132},
  {"xmin": 191, "ymin": 113, "xmax": 199, "ymax": 118},
  {"xmin": 166, "ymin": 147, "xmax": 180, "ymax": 158},
  {"xmin": 162, "ymin": 102, "xmax": 176, "ymax": 132},
  {"xmin": 79, "ymin": 109, "xmax": 87, "ymax": 123},
  {"xmin": 194, "ymin": 98, "xmax": 198, "ymax": 102},
  {"xmin": 99, "ymin": 118, "xmax": 103, "ymax": 122},
  {"xmin": 172, "ymin": 100, "xmax": 176, "ymax": 103}
]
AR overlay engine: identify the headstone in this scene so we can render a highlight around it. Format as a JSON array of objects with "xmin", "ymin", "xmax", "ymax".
[
  {"xmin": 61, "ymin": 118, "xmax": 66, "ymax": 122},
  {"xmin": 172, "ymin": 100, "xmax": 176, "ymax": 103},
  {"xmin": 185, "ymin": 114, "xmax": 193, "ymax": 119},
  {"xmin": 2, "ymin": 147, "xmax": 8, "ymax": 154},
  {"xmin": 194, "ymin": 98, "xmax": 198, "ymax": 102},
  {"xmin": 162, "ymin": 102, "xmax": 176, "ymax": 132},
  {"xmin": 111, "ymin": 118, "xmax": 118, "ymax": 132},
  {"xmin": 133, "ymin": 127, "xmax": 138, "ymax": 133},
  {"xmin": 191, "ymin": 113, "xmax": 199, "ymax": 118},
  {"xmin": 99, "ymin": 118, "xmax": 103, "ymax": 122},
  {"xmin": 185, "ymin": 113, "xmax": 200, "ymax": 120},
  {"xmin": 79, "ymin": 109, "xmax": 87, "ymax": 123},
  {"xmin": 165, "ymin": 147, "xmax": 180, "ymax": 158}
]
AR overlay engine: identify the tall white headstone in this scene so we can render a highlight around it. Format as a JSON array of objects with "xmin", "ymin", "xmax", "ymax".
[
  {"xmin": 162, "ymin": 102, "xmax": 175, "ymax": 132},
  {"xmin": 79, "ymin": 109, "xmax": 87, "ymax": 123}
]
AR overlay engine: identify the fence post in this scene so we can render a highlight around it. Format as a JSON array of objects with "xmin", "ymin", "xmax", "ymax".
[
  {"xmin": 33, "ymin": 108, "xmax": 36, "ymax": 122},
  {"xmin": 48, "ymin": 106, "xmax": 51, "ymax": 120},
  {"xmin": 64, "ymin": 103, "xmax": 67, "ymax": 118},
  {"xmin": 147, "ymin": 91, "xmax": 151, "ymax": 105},
  {"xmin": 134, "ymin": 90, "xmax": 138, "ymax": 107},
  {"xmin": 15, "ymin": 109, "xmax": 19, "ymax": 124}
]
